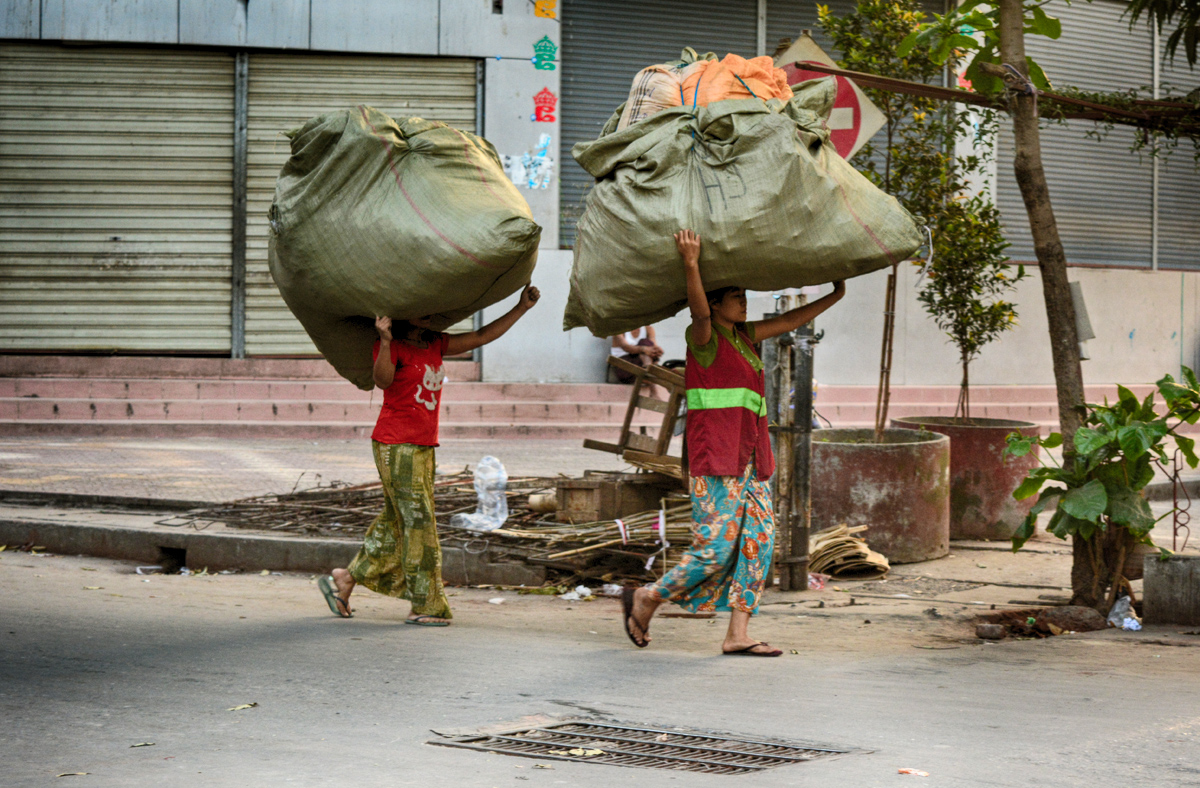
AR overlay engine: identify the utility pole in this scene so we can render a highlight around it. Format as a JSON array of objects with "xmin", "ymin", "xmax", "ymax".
[
  {"xmin": 767, "ymin": 296, "xmax": 794, "ymax": 587},
  {"xmin": 770, "ymin": 293, "xmax": 818, "ymax": 592},
  {"xmin": 785, "ymin": 309, "xmax": 816, "ymax": 590}
]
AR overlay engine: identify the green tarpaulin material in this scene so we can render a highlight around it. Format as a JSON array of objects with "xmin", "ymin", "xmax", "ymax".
[
  {"xmin": 564, "ymin": 78, "xmax": 923, "ymax": 338},
  {"xmin": 269, "ymin": 106, "xmax": 541, "ymax": 390}
]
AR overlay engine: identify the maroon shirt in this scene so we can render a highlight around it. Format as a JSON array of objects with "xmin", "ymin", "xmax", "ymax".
[{"xmin": 684, "ymin": 323, "xmax": 775, "ymax": 480}]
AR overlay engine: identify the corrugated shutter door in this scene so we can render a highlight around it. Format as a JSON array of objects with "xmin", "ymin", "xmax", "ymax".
[
  {"xmin": 1156, "ymin": 55, "xmax": 1200, "ymax": 270},
  {"xmin": 560, "ymin": 0, "xmax": 759, "ymax": 248},
  {"xmin": 245, "ymin": 54, "xmax": 478, "ymax": 355},
  {"xmin": 996, "ymin": 0, "xmax": 1155, "ymax": 267},
  {"xmin": 0, "ymin": 43, "xmax": 234, "ymax": 352}
]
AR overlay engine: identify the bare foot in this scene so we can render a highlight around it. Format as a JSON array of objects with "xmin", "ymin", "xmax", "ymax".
[
  {"xmin": 722, "ymin": 640, "xmax": 782, "ymax": 656},
  {"xmin": 330, "ymin": 568, "xmax": 355, "ymax": 616},
  {"xmin": 629, "ymin": 587, "xmax": 660, "ymax": 645},
  {"xmin": 406, "ymin": 614, "xmax": 450, "ymax": 626}
]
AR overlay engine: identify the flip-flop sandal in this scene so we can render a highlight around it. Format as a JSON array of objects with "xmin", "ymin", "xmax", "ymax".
[
  {"xmin": 405, "ymin": 615, "xmax": 450, "ymax": 627},
  {"xmin": 318, "ymin": 575, "xmax": 352, "ymax": 618},
  {"xmin": 621, "ymin": 587, "xmax": 649, "ymax": 648},
  {"xmin": 723, "ymin": 641, "xmax": 783, "ymax": 657}
]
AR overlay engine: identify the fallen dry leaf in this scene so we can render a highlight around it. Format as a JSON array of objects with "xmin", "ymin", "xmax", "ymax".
[
  {"xmin": 130, "ymin": 742, "xmax": 155, "ymax": 748},
  {"xmin": 56, "ymin": 774, "xmax": 89, "ymax": 778},
  {"xmin": 227, "ymin": 702, "xmax": 258, "ymax": 711},
  {"xmin": 656, "ymin": 733, "xmax": 670, "ymax": 741},
  {"xmin": 260, "ymin": 569, "xmax": 270, "ymax": 576},
  {"xmin": 533, "ymin": 764, "xmax": 553, "ymax": 769},
  {"xmin": 898, "ymin": 768, "xmax": 930, "ymax": 776}
]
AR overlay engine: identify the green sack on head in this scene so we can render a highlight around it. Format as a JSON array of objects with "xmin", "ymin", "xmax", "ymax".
[
  {"xmin": 269, "ymin": 106, "xmax": 541, "ymax": 390},
  {"xmin": 564, "ymin": 78, "xmax": 922, "ymax": 338}
]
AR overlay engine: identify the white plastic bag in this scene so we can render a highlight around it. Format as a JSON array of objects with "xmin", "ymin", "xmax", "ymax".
[
  {"xmin": 1106, "ymin": 596, "xmax": 1141, "ymax": 628},
  {"xmin": 450, "ymin": 456, "xmax": 509, "ymax": 532}
]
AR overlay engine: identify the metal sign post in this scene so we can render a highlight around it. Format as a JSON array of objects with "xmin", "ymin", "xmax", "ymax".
[{"xmin": 783, "ymin": 315, "xmax": 817, "ymax": 591}]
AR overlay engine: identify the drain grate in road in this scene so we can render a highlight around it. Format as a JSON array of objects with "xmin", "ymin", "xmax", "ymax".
[{"xmin": 430, "ymin": 719, "xmax": 851, "ymax": 774}]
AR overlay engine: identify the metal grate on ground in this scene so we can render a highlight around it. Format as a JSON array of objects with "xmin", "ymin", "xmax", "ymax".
[{"xmin": 429, "ymin": 719, "xmax": 852, "ymax": 774}]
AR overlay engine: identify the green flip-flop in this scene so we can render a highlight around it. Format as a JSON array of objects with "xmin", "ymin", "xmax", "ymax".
[
  {"xmin": 405, "ymin": 615, "xmax": 450, "ymax": 627},
  {"xmin": 318, "ymin": 575, "xmax": 352, "ymax": 618}
]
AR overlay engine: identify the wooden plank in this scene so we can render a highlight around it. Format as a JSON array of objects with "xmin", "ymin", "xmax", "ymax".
[
  {"xmin": 635, "ymin": 396, "xmax": 670, "ymax": 415},
  {"xmin": 654, "ymin": 390, "xmax": 682, "ymax": 456},
  {"xmin": 626, "ymin": 433, "xmax": 658, "ymax": 453},
  {"xmin": 644, "ymin": 365, "xmax": 686, "ymax": 387},
  {"xmin": 582, "ymin": 439, "xmax": 623, "ymax": 455},
  {"xmin": 606, "ymin": 355, "xmax": 644, "ymax": 376}
]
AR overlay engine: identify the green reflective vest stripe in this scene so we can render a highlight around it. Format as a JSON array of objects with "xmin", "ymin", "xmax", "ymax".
[{"xmin": 686, "ymin": 387, "xmax": 766, "ymax": 417}]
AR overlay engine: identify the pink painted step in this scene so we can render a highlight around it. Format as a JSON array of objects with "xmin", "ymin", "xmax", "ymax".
[{"xmin": 0, "ymin": 420, "xmax": 641, "ymax": 441}]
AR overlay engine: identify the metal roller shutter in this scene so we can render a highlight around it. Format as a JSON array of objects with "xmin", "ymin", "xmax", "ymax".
[
  {"xmin": 244, "ymin": 53, "xmax": 479, "ymax": 356},
  {"xmin": 1156, "ymin": 54, "xmax": 1200, "ymax": 270},
  {"xmin": 0, "ymin": 43, "xmax": 234, "ymax": 352},
  {"xmin": 559, "ymin": 0, "xmax": 759, "ymax": 248},
  {"xmin": 996, "ymin": 0, "xmax": 1156, "ymax": 267}
]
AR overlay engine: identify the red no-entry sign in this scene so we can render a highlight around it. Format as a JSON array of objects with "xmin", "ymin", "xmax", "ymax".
[{"xmin": 774, "ymin": 34, "xmax": 885, "ymax": 160}]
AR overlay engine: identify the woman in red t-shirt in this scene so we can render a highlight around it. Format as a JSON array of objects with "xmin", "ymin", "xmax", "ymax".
[{"xmin": 318, "ymin": 284, "xmax": 540, "ymax": 625}]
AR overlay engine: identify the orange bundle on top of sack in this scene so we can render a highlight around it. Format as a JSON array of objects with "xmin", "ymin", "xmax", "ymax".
[
  {"xmin": 680, "ymin": 53, "xmax": 793, "ymax": 107},
  {"xmin": 616, "ymin": 51, "xmax": 793, "ymax": 131}
]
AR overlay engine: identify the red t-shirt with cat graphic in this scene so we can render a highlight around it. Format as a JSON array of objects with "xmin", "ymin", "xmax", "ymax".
[{"xmin": 371, "ymin": 333, "xmax": 450, "ymax": 446}]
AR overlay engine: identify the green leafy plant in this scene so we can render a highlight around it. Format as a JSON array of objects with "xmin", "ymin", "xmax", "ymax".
[
  {"xmin": 916, "ymin": 192, "xmax": 1023, "ymax": 421},
  {"xmin": 820, "ymin": 0, "xmax": 1023, "ymax": 423},
  {"xmin": 898, "ymin": 0, "xmax": 1066, "ymax": 95},
  {"xmin": 1005, "ymin": 369, "xmax": 1200, "ymax": 609}
]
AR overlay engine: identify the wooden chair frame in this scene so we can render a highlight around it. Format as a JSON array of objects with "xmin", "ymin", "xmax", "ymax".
[{"xmin": 583, "ymin": 356, "xmax": 687, "ymax": 479}]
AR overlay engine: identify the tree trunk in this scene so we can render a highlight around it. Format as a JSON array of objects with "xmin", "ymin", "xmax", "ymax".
[
  {"xmin": 996, "ymin": 0, "xmax": 1086, "ymax": 450},
  {"xmin": 1070, "ymin": 524, "xmax": 1135, "ymax": 612},
  {"xmin": 873, "ymin": 265, "xmax": 898, "ymax": 441},
  {"xmin": 996, "ymin": 0, "xmax": 1093, "ymax": 604},
  {"xmin": 958, "ymin": 354, "xmax": 971, "ymax": 424}
]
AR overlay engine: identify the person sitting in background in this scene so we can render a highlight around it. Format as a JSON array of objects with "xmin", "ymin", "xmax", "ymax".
[{"xmin": 610, "ymin": 326, "xmax": 664, "ymax": 384}]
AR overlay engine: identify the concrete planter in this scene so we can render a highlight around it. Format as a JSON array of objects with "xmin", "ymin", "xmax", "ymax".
[
  {"xmin": 1143, "ymin": 554, "xmax": 1200, "ymax": 625},
  {"xmin": 892, "ymin": 416, "xmax": 1041, "ymax": 540},
  {"xmin": 811, "ymin": 428, "xmax": 950, "ymax": 564}
]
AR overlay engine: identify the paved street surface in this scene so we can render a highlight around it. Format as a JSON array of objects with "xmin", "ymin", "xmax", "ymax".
[
  {"xmin": 0, "ymin": 437, "xmax": 630, "ymax": 502},
  {"xmin": 3, "ymin": 545, "xmax": 1199, "ymax": 787}
]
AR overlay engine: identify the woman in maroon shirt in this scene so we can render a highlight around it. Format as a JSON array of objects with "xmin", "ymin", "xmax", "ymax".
[
  {"xmin": 622, "ymin": 230, "xmax": 845, "ymax": 655},
  {"xmin": 319, "ymin": 284, "xmax": 539, "ymax": 625}
]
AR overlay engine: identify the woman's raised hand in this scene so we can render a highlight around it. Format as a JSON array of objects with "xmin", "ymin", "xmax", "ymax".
[
  {"xmin": 674, "ymin": 229, "xmax": 701, "ymax": 267},
  {"xmin": 519, "ymin": 284, "xmax": 541, "ymax": 311},
  {"xmin": 374, "ymin": 315, "xmax": 393, "ymax": 342}
]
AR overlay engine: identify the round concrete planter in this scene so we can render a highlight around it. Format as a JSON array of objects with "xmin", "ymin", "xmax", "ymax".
[
  {"xmin": 892, "ymin": 416, "xmax": 1040, "ymax": 541},
  {"xmin": 810, "ymin": 428, "xmax": 950, "ymax": 564}
]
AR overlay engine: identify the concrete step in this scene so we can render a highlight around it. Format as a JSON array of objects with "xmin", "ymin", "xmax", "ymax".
[
  {"xmin": 0, "ymin": 354, "xmax": 480, "ymax": 381},
  {"xmin": 0, "ymin": 377, "xmax": 634, "ymax": 403},
  {"xmin": 815, "ymin": 383, "xmax": 1158, "ymax": 405},
  {"xmin": 0, "ymin": 420, "xmax": 639, "ymax": 441},
  {"xmin": 0, "ymin": 396, "xmax": 659, "ymax": 425}
]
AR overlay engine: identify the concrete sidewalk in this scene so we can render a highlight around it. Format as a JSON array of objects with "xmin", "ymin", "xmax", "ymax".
[{"xmin": 0, "ymin": 436, "xmax": 630, "ymax": 503}]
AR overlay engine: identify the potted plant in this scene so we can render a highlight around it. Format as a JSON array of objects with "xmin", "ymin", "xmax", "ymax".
[
  {"xmin": 806, "ymin": 0, "xmax": 981, "ymax": 562},
  {"xmin": 817, "ymin": 0, "xmax": 1031, "ymax": 541},
  {"xmin": 892, "ymin": 192, "xmax": 1037, "ymax": 540},
  {"xmin": 1005, "ymin": 371, "xmax": 1200, "ymax": 611}
]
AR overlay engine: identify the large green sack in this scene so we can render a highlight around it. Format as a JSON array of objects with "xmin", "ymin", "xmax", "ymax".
[
  {"xmin": 269, "ymin": 106, "xmax": 541, "ymax": 390},
  {"xmin": 564, "ymin": 78, "xmax": 922, "ymax": 337}
]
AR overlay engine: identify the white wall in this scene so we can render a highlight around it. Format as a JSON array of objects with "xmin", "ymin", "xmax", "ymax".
[
  {"xmin": 483, "ymin": 261, "xmax": 1199, "ymax": 385},
  {"xmin": 630, "ymin": 266, "xmax": 1199, "ymax": 387},
  {"xmin": 480, "ymin": 250, "xmax": 611, "ymax": 383}
]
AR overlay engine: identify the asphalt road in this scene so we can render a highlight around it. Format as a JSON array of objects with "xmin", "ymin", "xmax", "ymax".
[{"xmin": 2, "ymin": 550, "xmax": 1199, "ymax": 788}]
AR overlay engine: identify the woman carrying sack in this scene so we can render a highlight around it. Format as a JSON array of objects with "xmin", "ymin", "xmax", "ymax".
[
  {"xmin": 622, "ymin": 230, "xmax": 845, "ymax": 655},
  {"xmin": 319, "ymin": 284, "xmax": 540, "ymax": 626}
]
